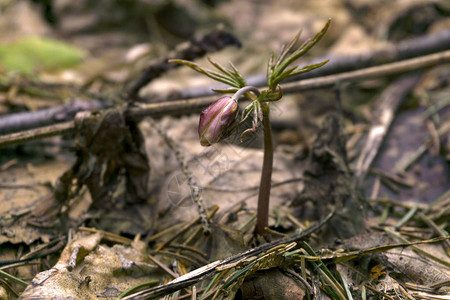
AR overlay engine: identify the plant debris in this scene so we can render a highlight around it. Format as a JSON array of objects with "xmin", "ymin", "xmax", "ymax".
[{"xmin": 0, "ymin": 0, "xmax": 449, "ymax": 299}]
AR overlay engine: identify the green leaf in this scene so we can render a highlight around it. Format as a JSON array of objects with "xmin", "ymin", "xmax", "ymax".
[
  {"xmin": 117, "ymin": 280, "xmax": 159, "ymax": 299},
  {"xmin": 169, "ymin": 59, "xmax": 240, "ymax": 87},
  {"xmin": 274, "ymin": 30, "xmax": 301, "ymax": 68},
  {"xmin": 227, "ymin": 62, "xmax": 247, "ymax": 88},
  {"xmin": 289, "ymin": 59, "xmax": 329, "ymax": 77},
  {"xmin": 0, "ymin": 36, "xmax": 84, "ymax": 74},
  {"xmin": 207, "ymin": 57, "xmax": 238, "ymax": 83},
  {"xmin": 207, "ymin": 57, "xmax": 246, "ymax": 87},
  {"xmin": 273, "ymin": 66, "xmax": 298, "ymax": 84},
  {"xmin": 276, "ymin": 19, "xmax": 330, "ymax": 75},
  {"xmin": 268, "ymin": 19, "xmax": 331, "ymax": 89},
  {"xmin": 170, "ymin": 58, "xmax": 248, "ymax": 88},
  {"xmin": 222, "ymin": 261, "xmax": 256, "ymax": 289}
]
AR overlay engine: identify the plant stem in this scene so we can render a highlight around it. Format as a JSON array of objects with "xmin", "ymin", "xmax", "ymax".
[
  {"xmin": 255, "ymin": 102, "xmax": 273, "ymax": 236},
  {"xmin": 231, "ymin": 86, "xmax": 260, "ymax": 102}
]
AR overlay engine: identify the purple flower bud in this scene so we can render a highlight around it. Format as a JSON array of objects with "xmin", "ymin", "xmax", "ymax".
[{"xmin": 198, "ymin": 96, "xmax": 238, "ymax": 146}]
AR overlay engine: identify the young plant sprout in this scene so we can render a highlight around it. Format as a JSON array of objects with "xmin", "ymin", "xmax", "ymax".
[{"xmin": 170, "ymin": 19, "xmax": 330, "ymax": 236}]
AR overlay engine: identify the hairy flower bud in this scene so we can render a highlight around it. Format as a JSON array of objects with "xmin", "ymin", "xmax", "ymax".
[{"xmin": 198, "ymin": 96, "xmax": 238, "ymax": 146}]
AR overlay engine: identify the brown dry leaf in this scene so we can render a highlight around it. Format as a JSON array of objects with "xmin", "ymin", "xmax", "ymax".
[
  {"xmin": 384, "ymin": 247, "xmax": 450, "ymax": 286},
  {"xmin": 0, "ymin": 161, "xmax": 68, "ymax": 217},
  {"xmin": 0, "ymin": 161, "xmax": 70, "ymax": 244},
  {"xmin": 56, "ymin": 108, "xmax": 150, "ymax": 210},
  {"xmin": 20, "ymin": 232, "xmax": 158, "ymax": 299},
  {"xmin": 368, "ymin": 106, "xmax": 449, "ymax": 203},
  {"xmin": 239, "ymin": 269, "xmax": 306, "ymax": 300},
  {"xmin": 208, "ymin": 223, "xmax": 246, "ymax": 261}
]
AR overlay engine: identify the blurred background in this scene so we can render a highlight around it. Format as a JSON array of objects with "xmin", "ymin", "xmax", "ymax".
[
  {"xmin": 1, "ymin": 0, "xmax": 448, "ymax": 199},
  {"xmin": 0, "ymin": 1, "xmax": 449, "ymax": 298},
  {"xmin": 0, "ymin": 0, "xmax": 447, "ymax": 91}
]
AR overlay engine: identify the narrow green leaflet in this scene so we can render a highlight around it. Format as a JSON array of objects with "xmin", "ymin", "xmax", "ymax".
[
  {"xmin": 169, "ymin": 59, "xmax": 240, "ymax": 88},
  {"xmin": 227, "ymin": 61, "xmax": 247, "ymax": 88},
  {"xmin": 268, "ymin": 18, "xmax": 330, "ymax": 89},
  {"xmin": 289, "ymin": 60, "xmax": 329, "ymax": 77}
]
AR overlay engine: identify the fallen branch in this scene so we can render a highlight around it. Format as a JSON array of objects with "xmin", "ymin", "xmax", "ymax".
[
  {"xmin": 280, "ymin": 50, "xmax": 449, "ymax": 94},
  {"xmin": 171, "ymin": 29, "xmax": 450, "ymax": 99},
  {"xmin": 0, "ymin": 99, "xmax": 102, "ymax": 134},
  {"xmin": 1, "ymin": 50, "xmax": 449, "ymax": 148},
  {"xmin": 124, "ymin": 30, "xmax": 241, "ymax": 101},
  {"xmin": 0, "ymin": 30, "xmax": 240, "ymax": 134},
  {"xmin": 0, "ymin": 121, "xmax": 75, "ymax": 148},
  {"xmin": 1, "ymin": 30, "xmax": 449, "ymax": 134}
]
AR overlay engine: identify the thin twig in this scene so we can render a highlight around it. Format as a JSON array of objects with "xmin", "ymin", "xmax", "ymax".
[
  {"xmin": 371, "ymin": 197, "xmax": 428, "ymax": 210},
  {"xmin": 0, "ymin": 261, "xmax": 40, "ymax": 271},
  {"xmin": 173, "ymin": 29, "xmax": 450, "ymax": 99},
  {"xmin": 280, "ymin": 51, "xmax": 448, "ymax": 93},
  {"xmin": 384, "ymin": 228, "xmax": 450, "ymax": 268},
  {"xmin": 417, "ymin": 212, "xmax": 450, "ymax": 256},
  {"xmin": 0, "ymin": 120, "xmax": 74, "ymax": 148},
  {"xmin": 146, "ymin": 222, "xmax": 186, "ymax": 243},
  {"xmin": 153, "ymin": 250, "xmax": 206, "ymax": 268},
  {"xmin": 125, "ymin": 30, "xmax": 241, "ymax": 101},
  {"xmin": 0, "ymin": 99, "xmax": 102, "ymax": 134},
  {"xmin": 78, "ymin": 227, "xmax": 132, "ymax": 244},
  {"xmin": 0, "ymin": 270, "xmax": 28, "ymax": 287},
  {"xmin": 148, "ymin": 254, "xmax": 179, "ymax": 279},
  {"xmin": 283, "ymin": 268, "xmax": 313, "ymax": 294},
  {"xmin": 166, "ymin": 244, "xmax": 208, "ymax": 258},
  {"xmin": 364, "ymin": 284, "xmax": 395, "ymax": 300},
  {"xmin": 204, "ymin": 177, "xmax": 302, "ymax": 192},
  {"xmin": 1, "ymin": 50, "xmax": 449, "ymax": 149}
]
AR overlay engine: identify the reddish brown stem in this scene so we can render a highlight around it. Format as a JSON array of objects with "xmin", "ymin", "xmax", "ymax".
[{"xmin": 255, "ymin": 103, "xmax": 273, "ymax": 236}]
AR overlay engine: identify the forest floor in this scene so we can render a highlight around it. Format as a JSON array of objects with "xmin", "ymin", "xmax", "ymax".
[{"xmin": 0, "ymin": 0, "xmax": 449, "ymax": 299}]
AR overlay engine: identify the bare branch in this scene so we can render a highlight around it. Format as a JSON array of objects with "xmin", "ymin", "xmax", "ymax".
[
  {"xmin": 172, "ymin": 29, "xmax": 450, "ymax": 99},
  {"xmin": 125, "ymin": 30, "xmax": 241, "ymax": 101},
  {"xmin": 0, "ymin": 99, "xmax": 102, "ymax": 134},
  {"xmin": 1, "ymin": 50, "xmax": 449, "ymax": 149}
]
